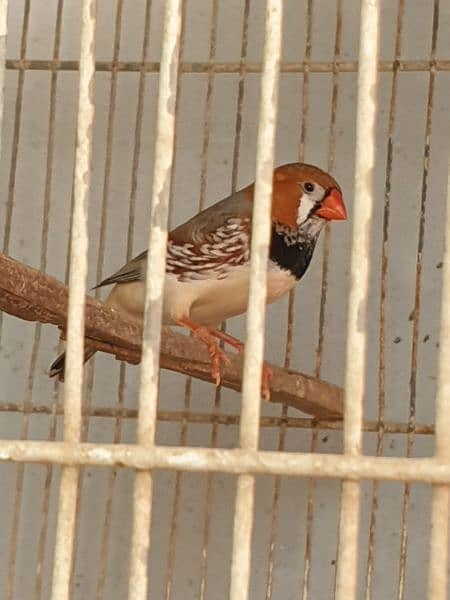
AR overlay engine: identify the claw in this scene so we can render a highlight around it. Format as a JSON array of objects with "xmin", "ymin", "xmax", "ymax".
[
  {"xmin": 209, "ymin": 327, "xmax": 273, "ymax": 399},
  {"xmin": 177, "ymin": 318, "xmax": 272, "ymax": 396},
  {"xmin": 208, "ymin": 343, "xmax": 231, "ymax": 386},
  {"xmin": 261, "ymin": 362, "xmax": 273, "ymax": 401},
  {"xmin": 177, "ymin": 318, "xmax": 232, "ymax": 387}
]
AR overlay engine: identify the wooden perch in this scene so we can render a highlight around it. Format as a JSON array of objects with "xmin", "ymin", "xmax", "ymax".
[{"xmin": 0, "ymin": 252, "xmax": 343, "ymax": 419}]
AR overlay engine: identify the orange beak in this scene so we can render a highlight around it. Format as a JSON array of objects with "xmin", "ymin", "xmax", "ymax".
[{"xmin": 315, "ymin": 188, "xmax": 347, "ymax": 221}]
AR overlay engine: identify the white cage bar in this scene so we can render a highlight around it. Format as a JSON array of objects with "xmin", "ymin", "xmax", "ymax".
[
  {"xmin": 230, "ymin": 2, "xmax": 282, "ymax": 599},
  {"xmin": 2, "ymin": 442, "xmax": 450, "ymax": 483},
  {"xmin": 335, "ymin": 1, "xmax": 380, "ymax": 599},
  {"xmin": 51, "ymin": 1, "xmax": 97, "ymax": 598},
  {"xmin": 128, "ymin": 1, "xmax": 183, "ymax": 598}
]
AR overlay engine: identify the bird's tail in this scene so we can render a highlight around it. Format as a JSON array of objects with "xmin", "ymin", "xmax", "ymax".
[{"xmin": 48, "ymin": 346, "xmax": 96, "ymax": 382}]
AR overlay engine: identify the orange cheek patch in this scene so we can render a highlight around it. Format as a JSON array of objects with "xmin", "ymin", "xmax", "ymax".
[
  {"xmin": 243, "ymin": 178, "xmax": 300, "ymax": 230},
  {"xmin": 271, "ymin": 180, "xmax": 300, "ymax": 229}
]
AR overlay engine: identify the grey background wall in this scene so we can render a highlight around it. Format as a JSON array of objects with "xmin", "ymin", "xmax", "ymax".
[{"xmin": 1, "ymin": 1, "xmax": 450, "ymax": 598}]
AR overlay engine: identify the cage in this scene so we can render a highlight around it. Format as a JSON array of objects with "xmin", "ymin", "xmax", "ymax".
[{"xmin": 1, "ymin": 0, "xmax": 450, "ymax": 599}]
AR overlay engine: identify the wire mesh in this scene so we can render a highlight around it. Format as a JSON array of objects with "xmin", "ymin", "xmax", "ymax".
[{"xmin": 1, "ymin": 1, "xmax": 450, "ymax": 599}]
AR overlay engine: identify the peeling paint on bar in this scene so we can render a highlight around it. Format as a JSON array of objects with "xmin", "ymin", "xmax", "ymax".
[
  {"xmin": 335, "ymin": 2, "xmax": 380, "ymax": 599},
  {"xmin": 50, "ymin": 2, "xmax": 97, "ymax": 599},
  {"xmin": 128, "ymin": 2, "xmax": 183, "ymax": 599},
  {"xmin": 2, "ymin": 441, "xmax": 450, "ymax": 483},
  {"xmin": 230, "ymin": 3, "xmax": 283, "ymax": 600}
]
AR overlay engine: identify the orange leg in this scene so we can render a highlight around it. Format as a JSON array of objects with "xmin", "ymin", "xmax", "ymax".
[
  {"xmin": 209, "ymin": 329, "xmax": 244, "ymax": 352},
  {"xmin": 208, "ymin": 328, "xmax": 273, "ymax": 401},
  {"xmin": 176, "ymin": 317, "xmax": 230, "ymax": 386}
]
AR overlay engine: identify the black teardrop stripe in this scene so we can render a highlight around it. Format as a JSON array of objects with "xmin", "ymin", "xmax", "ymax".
[{"xmin": 269, "ymin": 228, "xmax": 318, "ymax": 280}]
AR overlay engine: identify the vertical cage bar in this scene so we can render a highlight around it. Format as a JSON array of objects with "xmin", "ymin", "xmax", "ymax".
[
  {"xmin": 229, "ymin": 2, "xmax": 282, "ymax": 599},
  {"xmin": 127, "ymin": 1, "xmax": 182, "ymax": 598},
  {"xmin": 33, "ymin": 3, "xmax": 65, "ymax": 586},
  {"xmin": 427, "ymin": 157, "xmax": 450, "ymax": 598},
  {"xmin": 303, "ymin": 1, "xmax": 342, "ymax": 596},
  {"xmin": 199, "ymin": 3, "xmax": 245, "ymax": 595},
  {"xmin": 1, "ymin": 0, "xmax": 28, "ymax": 260},
  {"xmin": 50, "ymin": 1, "xmax": 97, "ymax": 598},
  {"xmin": 365, "ymin": 1, "xmax": 404, "ymax": 596},
  {"xmin": 230, "ymin": 0, "xmax": 250, "ymax": 192},
  {"xmin": 335, "ymin": 1, "xmax": 380, "ymax": 599},
  {"xmin": 297, "ymin": 2, "xmax": 316, "ymax": 596},
  {"xmin": 0, "ymin": 0, "xmax": 7, "ymax": 158},
  {"xmin": 70, "ymin": 0, "xmax": 125, "ymax": 586},
  {"xmin": 161, "ymin": 3, "xmax": 187, "ymax": 596},
  {"xmin": 398, "ymin": 4, "xmax": 440, "ymax": 596},
  {"xmin": 96, "ymin": 3, "xmax": 153, "ymax": 596},
  {"xmin": 9, "ymin": 0, "xmax": 65, "ymax": 595}
]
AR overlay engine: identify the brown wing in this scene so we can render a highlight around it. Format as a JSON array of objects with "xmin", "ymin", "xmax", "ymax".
[
  {"xmin": 169, "ymin": 188, "xmax": 253, "ymax": 244},
  {"xmin": 93, "ymin": 187, "xmax": 253, "ymax": 288}
]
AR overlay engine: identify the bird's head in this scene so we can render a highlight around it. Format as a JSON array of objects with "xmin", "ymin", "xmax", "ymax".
[{"xmin": 269, "ymin": 162, "xmax": 347, "ymax": 233}]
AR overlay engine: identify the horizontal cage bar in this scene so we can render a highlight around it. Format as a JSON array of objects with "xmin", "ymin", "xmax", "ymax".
[{"xmin": 3, "ymin": 58, "xmax": 450, "ymax": 73}]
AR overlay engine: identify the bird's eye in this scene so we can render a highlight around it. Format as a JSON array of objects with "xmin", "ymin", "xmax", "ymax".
[{"xmin": 304, "ymin": 182, "xmax": 315, "ymax": 193}]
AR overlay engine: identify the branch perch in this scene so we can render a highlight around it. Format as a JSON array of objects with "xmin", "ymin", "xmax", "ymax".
[{"xmin": 0, "ymin": 252, "xmax": 343, "ymax": 419}]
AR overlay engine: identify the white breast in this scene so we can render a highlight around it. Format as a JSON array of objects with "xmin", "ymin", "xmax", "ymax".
[
  {"xmin": 163, "ymin": 262, "xmax": 296, "ymax": 328},
  {"xmin": 265, "ymin": 262, "xmax": 297, "ymax": 304},
  {"xmin": 104, "ymin": 262, "xmax": 296, "ymax": 330}
]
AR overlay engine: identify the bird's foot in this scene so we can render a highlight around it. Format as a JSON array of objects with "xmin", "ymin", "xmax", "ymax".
[
  {"xmin": 210, "ymin": 329, "xmax": 273, "ymax": 400},
  {"xmin": 207, "ymin": 342, "xmax": 231, "ymax": 386},
  {"xmin": 177, "ymin": 318, "xmax": 231, "ymax": 386},
  {"xmin": 177, "ymin": 319, "xmax": 273, "ymax": 396},
  {"xmin": 261, "ymin": 362, "xmax": 273, "ymax": 401}
]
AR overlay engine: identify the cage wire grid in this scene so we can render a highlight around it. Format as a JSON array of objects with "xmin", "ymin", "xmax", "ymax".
[{"xmin": 1, "ymin": 0, "xmax": 450, "ymax": 599}]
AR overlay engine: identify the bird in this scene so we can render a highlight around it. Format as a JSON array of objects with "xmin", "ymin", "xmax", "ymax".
[{"xmin": 49, "ymin": 162, "xmax": 347, "ymax": 399}]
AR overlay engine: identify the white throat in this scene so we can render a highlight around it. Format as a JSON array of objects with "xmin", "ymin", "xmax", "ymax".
[{"xmin": 296, "ymin": 195, "xmax": 316, "ymax": 226}]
